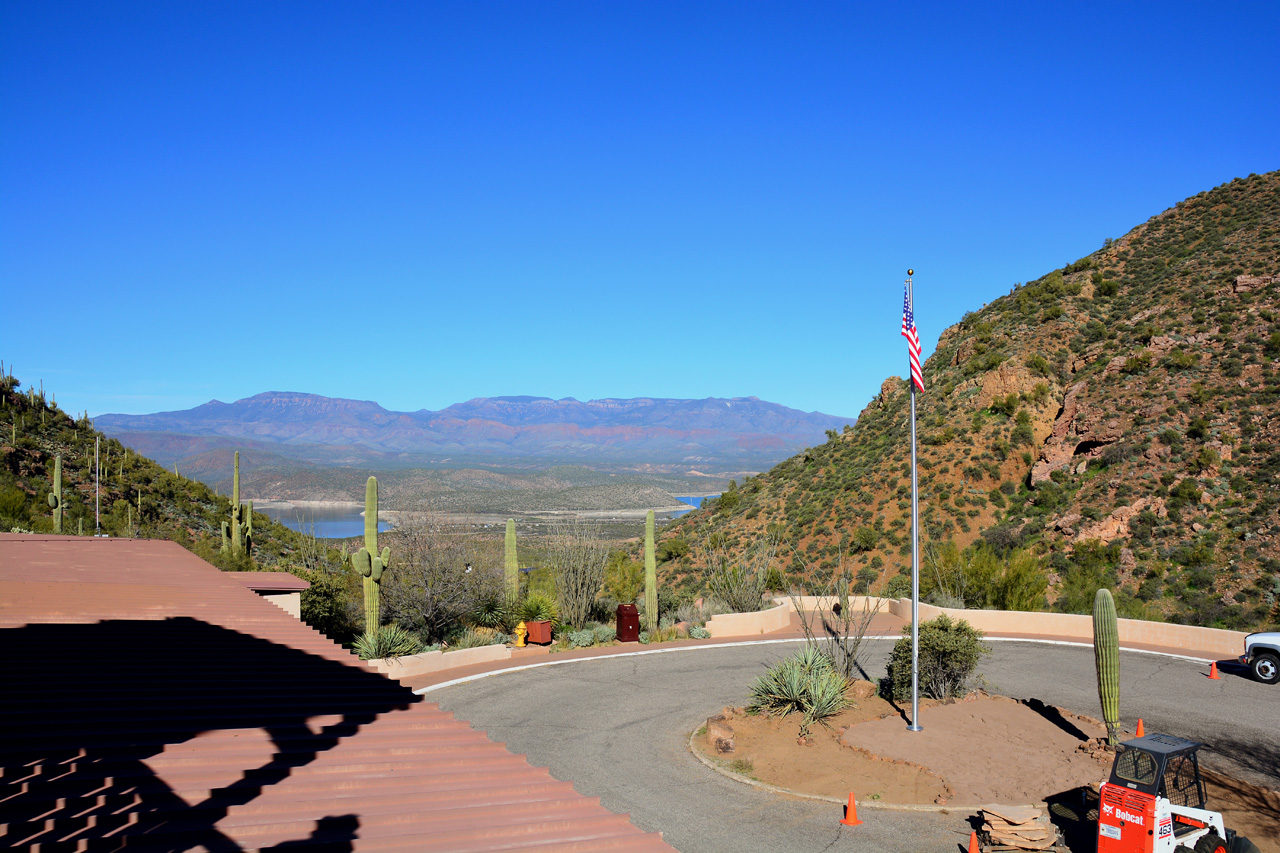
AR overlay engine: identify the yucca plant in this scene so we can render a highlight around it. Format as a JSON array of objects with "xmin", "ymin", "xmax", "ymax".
[
  {"xmin": 353, "ymin": 624, "xmax": 423, "ymax": 661},
  {"xmin": 748, "ymin": 646, "xmax": 850, "ymax": 737}
]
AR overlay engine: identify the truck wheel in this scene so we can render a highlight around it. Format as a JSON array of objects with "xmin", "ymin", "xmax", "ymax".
[
  {"xmin": 1251, "ymin": 653, "xmax": 1280, "ymax": 685},
  {"xmin": 1193, "ymin": 833, "xmax": 1227, "ymax": 853}
]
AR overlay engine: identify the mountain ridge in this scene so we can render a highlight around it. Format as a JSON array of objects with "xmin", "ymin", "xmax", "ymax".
[{"xmin": 96, "ymin": 393, "xmax": 856, "ymax": 478}]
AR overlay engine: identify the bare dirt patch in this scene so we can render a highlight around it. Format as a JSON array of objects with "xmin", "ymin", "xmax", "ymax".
[{"xmin": 694, "ymin": 687, "xmax": 1280, "ymax": 852}]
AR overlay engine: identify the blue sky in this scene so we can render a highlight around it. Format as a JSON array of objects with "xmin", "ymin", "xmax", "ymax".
[{"xmin": 3, "ymin": 1, "xmax": 1278, "ymax": 421}]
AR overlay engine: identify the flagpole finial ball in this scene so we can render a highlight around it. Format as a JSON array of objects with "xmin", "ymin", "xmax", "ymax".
[{"xmin": 907, "ymin": 269, "xmax": 913, "ymax": 277}]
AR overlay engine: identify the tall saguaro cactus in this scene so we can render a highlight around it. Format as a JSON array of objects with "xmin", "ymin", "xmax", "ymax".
[
  {"xmin": 1093, "ymin": 588, "xmax": 1120, "ymax": 746},
  {"xmin": 504, "ymin": 519, "xmax": 519, "ymax": 598},
  {"xmin": 47, "ymin": 455, "xmax": 63, "ymax": 533},
  {"xmin": 220, "ymin": 451, "xmax": 253, "ymax": 556},
  {"xmin": 644, "ymin": 510, "xmax": 658, "ymax": 632},
  {"xmin": 353, "ymin": 476, "xmax": 391, "ymax": 631}
]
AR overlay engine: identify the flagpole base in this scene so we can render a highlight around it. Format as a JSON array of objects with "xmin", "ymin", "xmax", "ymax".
[{"xmin": 907, "ymin": 724, "xmax": 922, "ymax": 732}]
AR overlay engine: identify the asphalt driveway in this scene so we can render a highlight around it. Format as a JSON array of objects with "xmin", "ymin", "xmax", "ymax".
[{"xmin": 426, "ymin": 639, "xmax": 1277, "ymax": 853}]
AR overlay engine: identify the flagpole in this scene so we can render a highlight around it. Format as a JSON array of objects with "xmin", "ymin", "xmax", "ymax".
[{"xmin": 907, "ymin": 270, "xmax": 922, "ymax": 732}]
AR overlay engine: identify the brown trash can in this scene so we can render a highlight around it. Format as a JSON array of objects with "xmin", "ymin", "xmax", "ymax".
[{"xmin": 615, "ymin": 604, "xmax": 640, "ymax": 642}]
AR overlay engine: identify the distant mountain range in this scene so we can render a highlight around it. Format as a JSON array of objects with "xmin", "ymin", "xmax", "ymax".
[{"xmin": 96, "ymin": 393, "xmax": 856, "ymax": 481}]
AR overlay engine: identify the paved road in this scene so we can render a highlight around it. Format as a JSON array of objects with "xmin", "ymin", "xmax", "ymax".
[{"xmin": 426, "ymin": 639, "xmax": 1278, "ymax": 853}]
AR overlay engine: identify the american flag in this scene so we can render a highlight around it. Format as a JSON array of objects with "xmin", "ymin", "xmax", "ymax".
[{"xmin": 902, "ymin": 282, "xmax": 924, "ymax": 392}]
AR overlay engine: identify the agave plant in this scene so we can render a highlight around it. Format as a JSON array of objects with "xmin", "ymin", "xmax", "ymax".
[
  {"xmin": 748, "ymin": 646, "xmax": 850, "ymax": 737},
  {"xmin": 516, "ymin": 591, "xmax": 559, "ymax": 626},
  {"xmin": 353, "ymin": 624, "xmax": 423, "ymax": 661}
]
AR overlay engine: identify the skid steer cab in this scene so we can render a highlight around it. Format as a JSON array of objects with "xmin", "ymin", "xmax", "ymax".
[{"xmin": 1098, "ymin": 733, "xmax": 1256, "ymax": 853}]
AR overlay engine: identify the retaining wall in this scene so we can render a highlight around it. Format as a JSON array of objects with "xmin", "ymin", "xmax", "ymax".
[
  {"xmin": 705, "ymin": 602, "xmax": 791, "ymax": 638},
  {"xmin": 882, "ymin": 598, "xmax": 1246, "ymax": 658},
  {"xmin": 370, "ymin": 643, "xmax": 511, "ymax": 678}
]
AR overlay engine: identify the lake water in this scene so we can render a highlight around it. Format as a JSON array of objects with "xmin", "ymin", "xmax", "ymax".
[
  {"xmin": 260, "ymin": 505, "xmax": 392, "ymax": 539},
  {"xmin": 669, "ymin": 495, "xmax": 717, "ymax": 518}
]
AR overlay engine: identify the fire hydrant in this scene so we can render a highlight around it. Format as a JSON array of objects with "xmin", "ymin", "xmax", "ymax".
[{"xmin": 514, "ymin": 621, "xmax": 527, "ymax": 648}]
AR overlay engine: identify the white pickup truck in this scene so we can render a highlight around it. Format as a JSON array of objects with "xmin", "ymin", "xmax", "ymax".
[{"xmin": 1241, "ymin": 631, "xmax": 1280, "ymax": 685}]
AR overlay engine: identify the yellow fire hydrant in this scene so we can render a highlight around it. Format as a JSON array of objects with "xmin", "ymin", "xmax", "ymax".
[{"xmin": 514, "ymin": 621, "xmax": 527, "ymax": 648}]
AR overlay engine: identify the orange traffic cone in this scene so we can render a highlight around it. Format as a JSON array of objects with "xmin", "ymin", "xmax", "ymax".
[
  {"xmin": 1209, "ymin": 661, "xmax": 1222, "ymax": 680},
  {"xmin": 1136, "ymin": 718, "xmax": 1145, "ymax": 737},
  {"xmin": 968, "ymin": 829, "xmax": 980, "ymax": 852},
  {"xmin": 839, "ymin": 793, "xmax": 863, "ymax": 826}
]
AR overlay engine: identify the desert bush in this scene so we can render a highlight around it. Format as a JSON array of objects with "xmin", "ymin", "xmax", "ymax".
[
  {"xmin": 546, "ymin": 522, "xmax": 609, "ymax": 629},
  {"xmin": 885, "ymin": 615, "xmax": 988, "ymax": 701},
  {"xmin": 704, "ymin": 533, "xmax": 779, "ymax": 613},
  {"xmin": 450, "ymin": 627, "xmax": 506, "ymax": 649},
  {"xmin": 790, "ymin": 561, "xmax": 883, "ymax": 680},
  {"xmin": 603, "ymin": 550, "xmax": 644, "ymax": 604},
  {"xmin": 689, "ymin": 626, "xmax": 711, "ymax": 639},
  {"xmin": 593, "ymin": 624, "xmax": 616, "ymax": 644},
  {"xmin": 353, "ymin": 624, "xmax": 423, "ymax": 661},
  {"xmin": 568, "ymin": 628, "xmax": 597, "ymax": 648},
  {"xmin": 381, "ymin": 513, "xmax": 503, "ymax": 644},
  {"xmin": 748, "ymin": 645, "xmax": 850, "ymax": 736}
]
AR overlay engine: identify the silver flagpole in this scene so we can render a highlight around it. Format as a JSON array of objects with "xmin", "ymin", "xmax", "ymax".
[{"xmin": 907, "ymin": 270, "xmax": 922, "ymax": 732}]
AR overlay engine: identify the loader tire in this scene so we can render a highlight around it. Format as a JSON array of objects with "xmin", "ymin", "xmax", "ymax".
[
  {"xmin": 1193, "ymin": 833, "xmax": 1227, "ymax": 853},
  {"xmin": 1228, "ymin": 833, "xmax": 1262, "ymax": 853}
]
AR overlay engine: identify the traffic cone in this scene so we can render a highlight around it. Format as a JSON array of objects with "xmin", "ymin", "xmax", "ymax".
[
  {"xmin": 1209, "ymin": 661, "xmax": 1222, "ymax": 680},
  {"xmin": 839, "ymin": 793, "xmax": 863, "ymax": 826},
  {"xmin": 968, "ymin": 829, "xmax": 980, "ymax": 852},
  {"xmin": 1136, "ymin": 718, "xmax": 1145, "ymax": 737}
]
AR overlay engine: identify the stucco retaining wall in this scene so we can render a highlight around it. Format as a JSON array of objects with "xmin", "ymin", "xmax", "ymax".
[
  {"xmin": 706, "ymin": 602, "xmax": 791, "ymax": 638},
  {"xmin": 883, "ymin": 598, "xmax": 1245, "ymax": 658},
  {"xmin": 371, "ymin": 643, "xmax": 511, "ymax": 678}
]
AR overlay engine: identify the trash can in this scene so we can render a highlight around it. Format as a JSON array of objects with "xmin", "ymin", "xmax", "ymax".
[
  {"xmin": 616, "ymin": 603, "xmax": 640, "ymax": 642},
  {"xmin": 526, "ymin": 619, "xmax": 553, "ymax": 645}
]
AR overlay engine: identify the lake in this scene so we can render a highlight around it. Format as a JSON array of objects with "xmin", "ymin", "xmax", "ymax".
[
  {"xmin": 670, "ymin": 495, "xmax": 717, "ymax": 518},
  {"xmin": 259, "ymin": 504, "xmax": 392, "ymax": 539}
]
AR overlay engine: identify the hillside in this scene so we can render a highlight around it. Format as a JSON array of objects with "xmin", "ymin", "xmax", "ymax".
[
  {"xmin": 666, "ymin": 171, "xmax": 1280, "ymax": 630},
  {"xmin": 0, "ymin": 373, "xmax": 309, "ymax": 571},
  {"xmin": 95, "ymin": 392, "xmax": 854, "ymax": 477}
]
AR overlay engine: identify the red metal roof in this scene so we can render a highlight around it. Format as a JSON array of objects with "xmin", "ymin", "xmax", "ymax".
[
  {"xmin": 228, "ymin": 570, "xmax": 312, "ymax": 592},
  {"xmin": 0, "ymin": 534, "xmax": 673, "ymax": 851}
]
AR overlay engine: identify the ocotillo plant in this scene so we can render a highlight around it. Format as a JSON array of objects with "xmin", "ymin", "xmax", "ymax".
[
  {"xmin": 504, "ymin": 519, "xmax": 519, "ymax": 598},
  {"xmin": 1093, "ymin": 588, "xmax": 1120, "ymax": 746},
  {"xmin": 47, "ymin": 455, "xmax": 63, "ymax": 534},
  {"xmin": 352, "ymin": 476, "xmax": 391, "ymax": 631},
  {"xmin": 644, "ymin": 510, "xmax": 658, "ymax": 632},
  {"xmin": 220, "ymin": 451, "xmax": 253, "ymax": 556}
]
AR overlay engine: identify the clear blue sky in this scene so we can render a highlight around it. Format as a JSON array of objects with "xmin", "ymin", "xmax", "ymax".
[{"xmin": 3, "ymin": 1, "xmax": 1277, "ymax": 421}]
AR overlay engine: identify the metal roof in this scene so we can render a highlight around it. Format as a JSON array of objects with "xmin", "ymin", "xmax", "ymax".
[{"xmin": 0, "ymin": 534, "xmax": 673, "ymax": 851}]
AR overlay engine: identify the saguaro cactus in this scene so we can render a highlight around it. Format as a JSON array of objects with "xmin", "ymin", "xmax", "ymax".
[
  {"xmin": 644, "ymin": 510, "xmax": 658, "ymax": 632},
  {"xmin": 352, "ymin": 476, "xmax": 391, "ymax": 631},
  {"xmin": 47, "ymin": 455, "xmax": 63, "ymax": 533},
  {"xmin": 220, "ymin": 451, "xmax": 253, "ymax": 556},
  {"xmin": 1093, "ymin": 588, "xmax": 1120, "ymax": 746},
  {"xmin": 504, "ymin": 519, "xmax": 519, "ymax": 598}
]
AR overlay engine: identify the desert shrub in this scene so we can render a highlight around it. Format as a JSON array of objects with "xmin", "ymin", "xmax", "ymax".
[
  {"xmin": 603, "ymin": 551, "xmax": 644, "ymax": 603},
  {"xmin": 885, "ymin": 615, "xmax": 988, "ymax": 701},
  {"xmin": 568, "ymin": 628, "xmax": 597, "ymax": 648},
  {"xmin": 450, "ymin": 626, "xmax": 506, "ymax": 649},
  {"xmin": 547, "ymin": 522, "xmax": 609, "ymax": 629},
  {"xmin": 299, "ymin": 568, "xmax": 361, "ymax": 644},
  {"xmin": 469, "ymin": 591, "xmax": 516, "ymax": 632},
  {"xmin": 593, "ymin": 624, "xmax": 616, "ymax": 644},
  {"xmin": 1026, "ymin": 353, "xmax": 1051, "ymax": 376},
  {"xmin": 748, "ymin": 646, "xmax": 850, "ymax": 736},
  {"xmin": 353, "ymin": 624, "xmax": 423, "ymax": 661},
  {"xmin": 690, "ymin": 626, "xmax": 711, "ymax": 639},
  {"xmin": 705, "ymin": 535, "xmax": 778, "ymax": 613}
]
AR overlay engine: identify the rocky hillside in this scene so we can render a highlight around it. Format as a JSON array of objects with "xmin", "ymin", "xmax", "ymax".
[
  {"xmin": 0, "ymin": 373, "xmax": 307, "ymax": 570},
  {"xmin": 667, "ymin": 171, "xmax": 1280, "ymax": 630}
]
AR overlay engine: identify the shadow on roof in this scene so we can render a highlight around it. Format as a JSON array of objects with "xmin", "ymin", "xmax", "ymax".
[{"xmin": 2, "ymin": 616, "xmax": 419, "ymax": 851}]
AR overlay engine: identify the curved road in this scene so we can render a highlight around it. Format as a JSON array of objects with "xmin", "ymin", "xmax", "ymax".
[{"xmin": 425, "ymin": 639, "xmax": 1278, "ymax": 853}]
